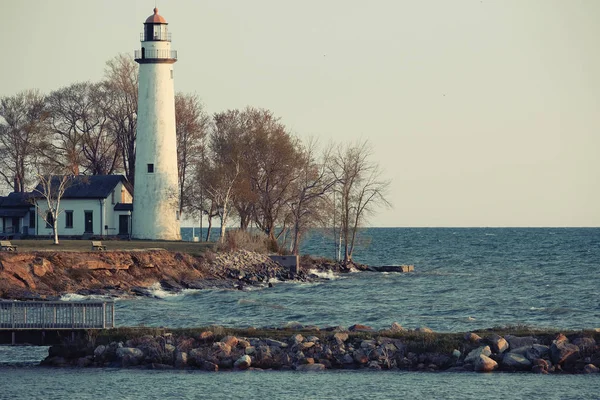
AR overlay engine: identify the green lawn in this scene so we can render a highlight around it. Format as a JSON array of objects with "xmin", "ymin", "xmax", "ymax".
[{"xmin": 6, "ymin": 239, "xmax": 214, "ymax": 255}]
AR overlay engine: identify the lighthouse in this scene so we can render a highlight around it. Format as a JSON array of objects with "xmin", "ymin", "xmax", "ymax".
[{"xmin": 132, "ymin": 8, "xmax": 181, "ymax": 240}]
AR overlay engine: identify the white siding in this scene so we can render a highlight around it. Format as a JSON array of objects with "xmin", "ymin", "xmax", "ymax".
[{"xmin": 33, "ymin": 181, "xmax": 133, "ymax": 237}]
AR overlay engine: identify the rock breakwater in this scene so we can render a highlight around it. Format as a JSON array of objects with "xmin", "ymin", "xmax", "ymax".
[{"xmin": 41, "ymin": 325, "xmax": 600, "ymax": 374}]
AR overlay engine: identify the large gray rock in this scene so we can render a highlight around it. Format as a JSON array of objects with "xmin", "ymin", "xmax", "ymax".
[
  {"xmin": 465, "ymin": 346, "xmax": 492, "ymax": 364},
  {"xmin": 475, "ymin": 354, "xmax": 498, "ymax": 372},
  {"xmin": 234, "ymin": 355, "xmax": 252, "ymax": 370},
  {"xmin": 490, "ymin": 335, "xmax": 509, "ymax": 354},
  {"xmin": 583, "ymin": 364, "xmax": 599, "ymax": 374},
  {"xmin": 116, "ymin": 347, "xmax": 144, "ymax": 360},
  {"xmin": 550, "ymin": 341, "xmax": 579, "ymax": 366},
  {"xmin": 525, "ymin": 345, "xmax": 550, "ymax": 361},
  {"xmin": 504, "ymin": 335, "xmax": 538, "ymax": 350},
  {"xmin": 296, "ymin": 363, "xmax": 326, "ymax": 371},
  {"xmin": 573, "ymin": 337, "xmax": 596, "ymax": 353},
  {"xmin": 94, "ymin": 345, "xmax": 106, "ymax": 359},
  {"xmin": 175, "ymin": 351, "xmax": 188, "ymax": 368},
  {"xmin": 502, "ymin": 352, "xmax": 532, "ymax": 370}
]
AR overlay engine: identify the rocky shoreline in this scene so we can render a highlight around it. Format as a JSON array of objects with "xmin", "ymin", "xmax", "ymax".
[
  {"xmin": 0, "ymin": 250, "xmax": 366, "ymax": 300},
  {"xmin": 41, "ymin": 325, "xmax": 600, "ymax": 374}
]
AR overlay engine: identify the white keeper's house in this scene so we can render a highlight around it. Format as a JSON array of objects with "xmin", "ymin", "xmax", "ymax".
[{"xmin": 0, "ymin": 175, "xmax": 133, "ymax": 239}]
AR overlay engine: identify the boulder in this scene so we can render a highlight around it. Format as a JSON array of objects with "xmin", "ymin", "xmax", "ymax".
[
  {"xmin": 390, "ymin": 322, "xmax": 405, "ymax": 332},
  {"xmin": 504, "ymin": 335, "xmax": 538, "ymax": 349},
  {"xmin": 332, "ymin": 332, "xmax": 349, "ymax": 343},
  {"xmin": 295, "ymin": 363, "xmax": 326, "ymax": 371},
  {"xmin": 300, "ymin": 342, "xmax": 315, "ymax": 351},
  {"xmin": 465, "ymin": 346, "xmax": 492, "ymax": 364},
  {"xmin": 573, "ymin": 337, "xmax": 596, "ymax": 353},
  {"xmin": 290, "ymin": 334, "xmax": 304, "ymax": 344},
  {"xmin": 220, "ymin": 336, "xmax": 239, "ymax": 348},
  {"xmin": 198, "ymin": 331, "xmax": 214, "ymax": 341},
  {"xmin": 94, "ymin": 345, "xmax": 106, "ymax": 359},
  {"xmin": 265, "ymin": 339, "xmax": 288, "ymax": 348},
  {"xmin": 245, "ymin": 346, "xmax": 256, "ymax": 355},
  {"xmin": 234, "ymin": 355, "xmax": 252, "ymax": 370},
  {"xmin": 583, "ymin": 364, "xmax": 599, "ymax": 374},
  {"xmin": 116, "ymin": 347, "xmax": 144, "ymax": 360},
  {"xmin": 502, "ymin": 352, "xmax": 532, "ymax": 370},
  {"xmin": 349, "ymin": 324, "xmax": 375, "ymax": 332},
  {"xmin": 237, "ymin": 339, "xmax": 251, "ymax": 349},
  {"xmin": 490, "ymin": 335, "xmax": 509, "ymax": 354},
  {"xmin": 474, "ymin": 354, "xmax": 498, "ymax": 372},
  {"xmin": 415, "ymin": 327, "xmax": 433, "ymax": 333},
  {"xmin": 550, "ymin": 341, "xmax": 579, "ymax": 366},
  {"xmin": 464, "ymin": 332, "xmax": 482, "ymax": 344},
  {"xmin": 175, "ymin": 351, "xmax": 188, "ymax": 368},
  {"xmin": 524, "ymin": 345, "xmax": 550, "ymax": 361},
  {"xmin": 212, "ymin": 342, "xmax": 232, "ymax": 358}
]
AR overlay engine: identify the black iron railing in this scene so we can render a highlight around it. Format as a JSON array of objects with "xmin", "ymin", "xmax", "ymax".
[
  {"xmin": 140, "ymin": 32, "xmax": 172, "ymax": 42},
  {"xmin": 134, "ymin": 49, "xmax": 178, "ymax": 60}
]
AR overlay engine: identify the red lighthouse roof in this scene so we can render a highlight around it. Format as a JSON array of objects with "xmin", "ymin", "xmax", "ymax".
[{"xmin": 145, "ymin": 8, "xmax": 167, "ymax": 24}]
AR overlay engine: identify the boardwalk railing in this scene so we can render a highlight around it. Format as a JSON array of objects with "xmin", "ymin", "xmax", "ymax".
[{"xmin": 0, "ymin": 301, "xmax": 115, "ymax": 330}]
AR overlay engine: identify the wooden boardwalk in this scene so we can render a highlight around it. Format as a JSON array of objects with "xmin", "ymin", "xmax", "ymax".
[{"xmin": 0, "ymin": 300, "xmax": 115, "ymax": 345}]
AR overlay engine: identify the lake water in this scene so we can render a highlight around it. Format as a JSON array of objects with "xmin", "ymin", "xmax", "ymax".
[{"xmin": 2, "ymin": 228, "xmax": 599, "ymax": 399}]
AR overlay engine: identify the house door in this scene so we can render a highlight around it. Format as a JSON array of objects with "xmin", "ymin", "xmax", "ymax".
[
  {"xmin": 84, "ymin": 211, "xmax": 93, "ymax": 233},
  {"xmin": 119, "ymin": 215, "xmax": 129, "ymax": 235},
  {"xmin": 12, "ymin": 217, "xmax": 19, "ymax": 234}
]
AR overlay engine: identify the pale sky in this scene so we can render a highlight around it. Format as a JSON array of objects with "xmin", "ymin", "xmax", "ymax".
[{"xmin": 1, "ymin": 0, "xmax": 599, "ymax": 227}]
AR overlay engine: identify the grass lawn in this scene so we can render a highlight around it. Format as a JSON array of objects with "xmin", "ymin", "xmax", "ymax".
[{"xmin": 5, "ymin": 239, "xmax": 214, "ymax": 255}]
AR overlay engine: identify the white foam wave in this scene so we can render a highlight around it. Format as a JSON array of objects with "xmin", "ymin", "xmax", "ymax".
[
  {"xmin": 60, "ymin": 293, "xmax": 112, "ymax": 301},
  {"xmin": 308, "ymin": 269, "xmax": 338, "ymax": 280},
  {"xmin": 146, "ymin": 282, "xmax": 180, "ymax": 299}
]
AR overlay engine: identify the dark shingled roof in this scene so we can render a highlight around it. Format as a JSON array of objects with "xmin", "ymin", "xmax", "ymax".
[
  {"xmin": 114, "ymin": 203, "xmax": 133, "ymax": 211},
  {"xmin": 32, "ymin": 175, "xmax": 132, "ymax": 199},
  {"xmin": 0, "ymin": 192, "xmax": 33, "ymax": 208}
]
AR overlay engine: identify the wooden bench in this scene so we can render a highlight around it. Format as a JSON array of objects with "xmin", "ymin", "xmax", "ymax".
[
  {"xmin": 0, "ymin": 241, "xmax": 17, "ymax": 252},
  {"xmin": 91, "ymin": 241, "xmax": 106, "ymax": 251}
]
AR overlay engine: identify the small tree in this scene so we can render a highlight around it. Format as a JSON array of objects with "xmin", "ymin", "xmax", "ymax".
[
  {"xmin": 31, "ymin": 172, "xmax": 74, "ymax": 245},
  {"xmin": 330, "ymin": 140, "xmax": 391, "ymax": 264},
  {"xmin": 287, "ymin": 139, "xmax": 335, "ymax": 254}
]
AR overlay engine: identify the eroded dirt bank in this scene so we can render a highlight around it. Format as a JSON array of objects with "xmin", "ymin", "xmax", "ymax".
[{"xmin": 0, "ymin": 250, "xmax": 313, "ymax": 300}]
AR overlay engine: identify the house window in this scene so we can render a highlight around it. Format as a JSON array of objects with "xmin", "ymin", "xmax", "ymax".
[
  {"xmin": 111, "ymin": 190, "xmax": 115, "ymax": 205},
  {"xmin": 46, "ymin": 212, "xmax": 54, "ymax": 228},
  {"xmin": 148, "ymin": 163, "xmax": 154, "ymax": 173},
  {"xmin": 29, "ymin": 211, "xmax": 35, "ymax": 228},
  {"xmin": 65, "ymin": 211, "xmax": 73, "ymax": 229}
]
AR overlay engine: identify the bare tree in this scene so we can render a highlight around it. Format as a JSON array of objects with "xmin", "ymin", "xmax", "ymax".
[
  {"xmin": 104, "ymin": 54, "xmax": 138, "ymax": 184},
  {"xmin": 330, "ymin": 140, "xmax": 391, "ymax": 263},
  {"xmin": 287, "ymin": 139, "xmax": 335, "ymax": 254},
  {"xmin": 46, "ymin": 82, "xmax": 119, "ymax": 175},
  {"xmin": 0, "ymin": 90, "xmax": 49, "ymax": 192},
  {"xmin": 175, "ymin": 92, "xmax": 210, "ymax": 215},
  {"xmin": 202, "ymin": 159, "xmax": 240, "ymax": 241},
  {"xmin": 31, "ymin": 169, "xmax": 75, "ymax": 245},
  {"xmin": 243, "ymin": 108, "xmax": 302, "ymax": 245}
]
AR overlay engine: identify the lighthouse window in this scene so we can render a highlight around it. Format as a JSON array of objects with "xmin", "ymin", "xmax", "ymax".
[
  {"xmin": 170, "ymin": 70, "xmax": 173, "ymax": 79},
  {"xmin": 147, "ymin": 163, "xmax": 154, "ymax": 173}
]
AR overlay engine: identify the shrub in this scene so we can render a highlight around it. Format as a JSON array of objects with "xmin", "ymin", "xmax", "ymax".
[{"xmin": 216, "ymin": 230, "xmax": 271, "ymax": 253}]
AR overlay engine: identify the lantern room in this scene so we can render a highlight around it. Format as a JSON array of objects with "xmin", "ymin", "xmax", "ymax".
[{"xmin": 143, "ymin": 8, "xmax": 170, "ymax": 42}]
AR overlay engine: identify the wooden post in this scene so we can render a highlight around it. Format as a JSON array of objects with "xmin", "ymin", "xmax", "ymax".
[
  {"xmin": 71, "ymin": 303, "xmax": 75, "ymax": 329},
  {"xmin": 11, "ymin": 303, "xmax": 14, "ymax": 329},
  {"xmin": 11, "ymin": 331, "xmax": 15, "ymax": 345},
  {"xmin": 102, "ymin": 303, "xmax": 106, "ymax": 329}
]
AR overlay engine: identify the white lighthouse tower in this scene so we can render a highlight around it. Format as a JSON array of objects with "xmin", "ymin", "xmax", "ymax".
[{"xmin": 132, "ymin": 8, "xmax": 181, "ymax": 240}]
